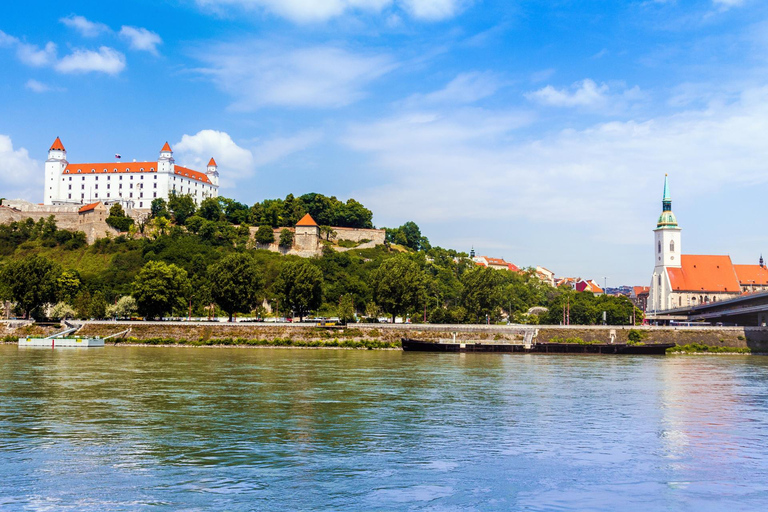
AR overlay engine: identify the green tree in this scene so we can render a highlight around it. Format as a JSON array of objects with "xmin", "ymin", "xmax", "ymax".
[
  {"xmin": 461, "ymin": 267, "xmax": 505, "ymax": 323},
  {"xmin": 50, "ymin": 302, "xmax": 76, "ymax": 320},
  {"xmin": 168, "ymin": 193, "xmax": 196, "ymax": 225},
  {"xmin": 198, "ymin": 197, "xmax": 223, "ymax": 222},
  {"xmin": 337, "ymin": 294, "xmax": 356, "ymax": 324},
  {"xmin": 255, "ymin": 224, "xmax": 275, "ymax": 245},
  {"xmin": 106, "ymin": 296, "xmax": 138, "ymax": 319},
  {"xmin": 373, "ymin": 256, "xmax": 426, "ymax": 322},
  {"xmin": 386, "ymin": 221, "xmax": 430, "ymax": 251},
  {"xmin": 273, "ymin": 260, "xmax": 323, "ymax": 321},
  {"xmin": 132, "ymin": 261, "xmax": 191, "ymax": 319},
  {"xmin": 208, "ymin": 253, "xmax": 265, "ymax": 322},
  {"xmin": 279, "ymin": 228, "xmax": 294, "ymax": 248},
  {"xmin": 89, "ymin": 290, "xmax": 108, "ymax": 319},
  {"xmin": 57, "ymin": 269, "xmax": 81, "ymax": 303},
  {"xmin": 106, "ymin": 204, "xmax": 134, "ymax": 232},
  {"xmin": 0, "ymin": 255, "xmax": 62, "ymax": 318},
  {"xmin": 150, "ymin": 198, "xmax": 170, "ymax": 219}
]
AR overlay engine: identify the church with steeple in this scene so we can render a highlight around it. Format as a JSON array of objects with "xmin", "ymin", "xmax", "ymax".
[
  {"xmin": 648, "ymin": 176, "xmax": 768, "ymax": 313},
  {"xmin": 43, "ymin": 138, "xmax": 219, "ymax": 209}
]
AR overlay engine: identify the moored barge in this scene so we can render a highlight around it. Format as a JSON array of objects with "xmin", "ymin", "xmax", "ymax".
[{"xmin": 401, "ymin": 338, "xmax": 675, "ymax": 355}]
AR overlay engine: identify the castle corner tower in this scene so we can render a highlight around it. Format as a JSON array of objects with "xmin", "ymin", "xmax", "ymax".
[{"xmin": 44, "ymin": 137, "xmax": 68, "ymax": 205}]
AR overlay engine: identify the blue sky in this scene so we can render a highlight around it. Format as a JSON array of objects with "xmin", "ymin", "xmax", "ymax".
[{"xmin": 2, "ymin": 0, "xmax": 768, "ymax": 286}]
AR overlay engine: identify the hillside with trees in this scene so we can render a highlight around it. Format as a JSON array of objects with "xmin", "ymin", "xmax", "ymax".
[{"xmin": 0, "ymin": 194, "xmax": 639, "ymax": 324}]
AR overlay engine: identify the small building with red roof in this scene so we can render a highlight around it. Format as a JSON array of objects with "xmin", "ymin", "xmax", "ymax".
[{"xmin": 43, "ymin": 138, "xmax": 219, "ymax": 210}]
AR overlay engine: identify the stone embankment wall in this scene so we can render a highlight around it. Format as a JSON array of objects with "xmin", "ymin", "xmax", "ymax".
[{"xmin": 4, "ymin": 321, "xmax": 768, "ymax": 351}]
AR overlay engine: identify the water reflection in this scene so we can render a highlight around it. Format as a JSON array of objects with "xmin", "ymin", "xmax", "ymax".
[{"xmin": 2, "ymin": 346, "xmax": 768, "ymax": 510}]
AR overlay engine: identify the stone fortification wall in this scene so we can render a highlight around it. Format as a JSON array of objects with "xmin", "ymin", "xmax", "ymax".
[
  {"xmin": 332, "ymin": 227, "xmax": 385, "ymax": 244},
  {"xmin": 0, "ymin": 203, "xmax": 119, "ymax": 244}
]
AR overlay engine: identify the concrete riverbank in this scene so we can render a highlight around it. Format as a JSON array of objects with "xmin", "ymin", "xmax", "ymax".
[{"xmin": 4, "ymin": 320, "xmax": 768, "ymax": 351}]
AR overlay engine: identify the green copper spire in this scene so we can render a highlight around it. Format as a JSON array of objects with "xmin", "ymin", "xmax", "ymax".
[{"xmin": 657, "ymin": 174, "xmax": 678, "ymax": 228}]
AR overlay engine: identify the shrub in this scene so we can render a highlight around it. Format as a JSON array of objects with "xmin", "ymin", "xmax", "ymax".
[
  {"xmin": 627, "ymin": 329, "xmax": 649, "ymax": 343},
  {"xmin": 255, "ymin": 224, "xmax": 275, "ymax": 245}
]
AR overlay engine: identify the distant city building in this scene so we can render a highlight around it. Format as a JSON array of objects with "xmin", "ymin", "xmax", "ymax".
[
  {"xmin": 648, "ymin": 176, "xmax": 768, "ymax": 312},
  {"xmin": 535, "ymin": 266, "xmax": 556, "ymax": 287},
  {"xmin": 44, "ymin": 138, "xmax": 218, "ymax": 209},
  {"xmin": 472, "ymin": 255, "xmax": 520, "ymax": 272},
  {"xmin": 631, "ymin": 286, "xmax": 650, "ymax": 312},
  {"xmin": 556, "ymin": 277, "xmax": 604, "ymax": 296}
]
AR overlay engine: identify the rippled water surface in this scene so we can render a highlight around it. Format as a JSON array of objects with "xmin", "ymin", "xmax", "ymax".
[{"xmin": 2, "ymin": 346, "xmax": 768, "ymax": 511}]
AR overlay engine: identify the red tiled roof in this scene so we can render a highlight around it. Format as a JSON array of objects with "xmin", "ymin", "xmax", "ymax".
[
  {"xmin": 174, "ymin": 165, "xmax": 212, "ymax": 184},
  {"xmin": 633, "ymin": 286, "xmax": 650, "ymax": 296},
  {"xmin": 507, "ymin": 263, "xmax": 520, "ymax": 272},
  {"xmin": 733, "ymin": 265, "xmax": 768, "ymax": 286},
  {"xmin": 50, "ymin": 137, "xmax": 65, "ymax": 151},
  {"xmin": 296, "ymin": 213, "xmax": 318, "ymax": 227},
  {"xmin": 78, "ymin": 202, "xmax": 101, "ymax": 214},
  {"xmin": 161, "ymin": 142, "xmax": 172, "ymax": 152},
  {"xmin": 63, "ymin": 162, "xmax": 212, "ymax": 184},
  {"xmin": 208, "ymin": 157, "xmax": 217, "ymax": 166},
  {"xmin": 667, "ymin": 255, "xmax": 741, "ymax": 293}
]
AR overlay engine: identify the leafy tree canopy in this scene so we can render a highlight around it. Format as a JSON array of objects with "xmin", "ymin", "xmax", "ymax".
[
  {"xmin": 273, "ymin": 259, "xmax": 323, "ymax": 321},
  {"xmin": 208, "ymin": 253, "xmax": 264, "ymax": 321}
]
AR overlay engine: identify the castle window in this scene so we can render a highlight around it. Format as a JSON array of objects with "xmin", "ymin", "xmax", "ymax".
[
  {"xmin": 153, "ymin": 192, "xmax": 157, "ymax": 198},
  {"xmin": 151, "ymin": 168, "xmax": 155, "ymax": 172},
  {"xmin": 107, "ymin": 193, "xmax": 110, "ymax": 198},
  {"xmin": 140, "ymin": 168, "xmax": 144, "ymax": 172},
  {"xmin": 77, "ymin": 169, "xmax": 81, "ymax": 173},
  {"xmin": 113, "ymin": 169, "xmax": 117, "ymax": 172},
  {"xmin": 68, "ymin": 194, "xmax": 71, "ymax": 199},
  {"xmin": 95, "ymin": 176, "xmax": 98, "ymax": 181},
  {"xmin": 91, "ymin": 169, "xmax": 95, "ymax": 173},
  {"xmin": 68, "ymin": 185, "xmax": 71, "ymax": 190}
]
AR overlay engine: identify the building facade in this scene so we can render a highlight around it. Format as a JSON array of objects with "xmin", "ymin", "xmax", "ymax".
[
  {"xmin": 44, "ymin": 138, "xmax": 218, "ymax": 209},
  {"xmin": 647, "ymin": 176, "xmax": 768, "ymax": 313}
]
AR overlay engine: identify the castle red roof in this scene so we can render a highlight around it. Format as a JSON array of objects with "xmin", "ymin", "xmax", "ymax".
[
  {"xmin": 50, "ymin": 137, "xmax": 65, "ymax": 151},
  {"xmin": 62, "ymin": 162, "xmax": 212, "ymax": 184},
  {"xmin": 161, "ymin": 142, "xmax": 172, "ymax": 152},
  {"xmin": 667, "ymin": 255, "xmax": 741, "ymax": 293},
  {"xmin": 208, "ymin": 158, "xmax": 217, "ymax": 167},
  {"xmin": 296, "ymin": 213, "xmax": 318, "ymax": 227}
]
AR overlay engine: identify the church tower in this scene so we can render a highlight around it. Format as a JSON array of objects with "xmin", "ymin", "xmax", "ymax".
[
  {"xmin": 44, "ymin": 137, "xmax": 68, "ymax": 205},
  {"xmin": 649, "ymin": 175, "xmax": 682, "ymax": 312}
]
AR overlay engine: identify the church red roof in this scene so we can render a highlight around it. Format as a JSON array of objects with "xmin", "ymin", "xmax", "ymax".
[
  {"xmin": 667, "ymin": 255, "xmax": 741, "ymax": 293},
  {"xmin": 50, "ymin": 137, "xmax": 65, "ymax": 151},
  {"xmin": 733, "ymin": 265, "xmax": 768, "ymax": 286}
]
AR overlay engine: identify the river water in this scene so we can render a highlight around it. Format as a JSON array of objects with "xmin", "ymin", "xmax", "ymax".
[{"xmin": 1, "ymin": 346, "xmax": 768, "ymax": 511}]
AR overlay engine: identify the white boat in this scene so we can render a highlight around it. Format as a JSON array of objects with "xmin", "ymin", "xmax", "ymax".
[
  {"xmin": 17, "ymin": 324, "xmax": 129, "ymax": 348},
  {"xmin": 19, "ymin": 336, "xmax": 104, "ymax": 348}
]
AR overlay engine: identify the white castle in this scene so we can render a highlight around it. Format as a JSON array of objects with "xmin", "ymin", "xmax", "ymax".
[{"xmin": 43, "ymin": 138, "xmax": 219, "ymax": 209}]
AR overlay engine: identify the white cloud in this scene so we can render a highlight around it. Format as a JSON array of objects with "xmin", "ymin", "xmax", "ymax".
[
  {"xmin": 0, "ymin": 30, "xmax": 18, "ymax": 47},
  {"xmin": 526, "ymin": 78, "xmax": 643, "ymax": 111},
  {"xmin": 405, "ymin": 72, "xmax": 503, "ymax": 106},
  {"xmin": 250, "ymin": 131, "xmax": 323, "ymax": 167},
  {"xmin": 196, "ymin": 43, "xmax": 396, "ymax": 110},
  {"xmin": 25, "ymin": 79, "xmax": 53, "ymax": 93},
  {"xmin": 175, "ymin": 130, "xmax": 255, "ymax": 178},
  {"xmin": 400, "ymin": 0, "xmax": 468, "ymax": 20},
  {"xmin": 174, "ymin": 129, "xmax": 321, "ymax": 187},
  {"xmin": 0, "ymin": 135, "xmax": 41, "ymax": 200},
  {"xmin": 344, "ymin": 86, "xmax": 768, "ymax": 249},
  {"xmin": 55, "ymin": 46, "xmax": 126, "ymax": 75},
  {"xmin": 194, "ymin": 0, "xmax": 467, "ymax": 22},
  {"xmin": 16, "ymin": 42, "xmax": 57, "ymax": 67},
  {"xmin": 60, "ymin": 14, "xmax": 110, "ymax": 37},
  {"xmin": 119, "ymin": 26, "xmax": 162, "ymax": 55},
  {"xmin": 712, "ymin": 0, "xmax": 744, "ymax": 8}
]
